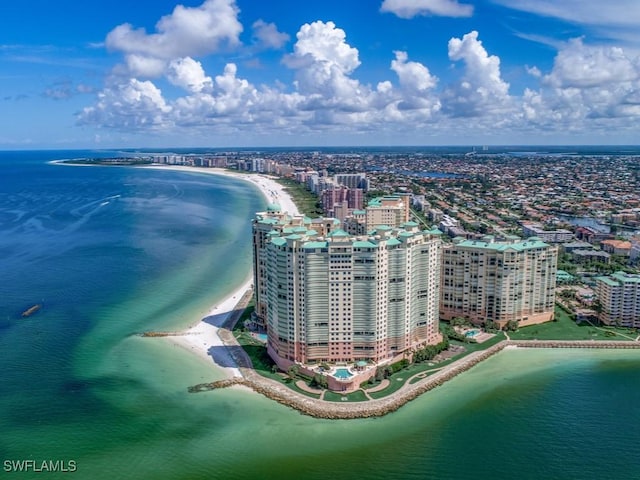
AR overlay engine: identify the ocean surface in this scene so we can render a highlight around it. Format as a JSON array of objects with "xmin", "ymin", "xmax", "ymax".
[{"xmin": 1, "ymin": 150, "xmax": 640, "ymax": 480}]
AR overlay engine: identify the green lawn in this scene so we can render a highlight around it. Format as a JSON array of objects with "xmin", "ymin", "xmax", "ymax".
[
  {"xmin": 370, "ymin": 332, "xmax": 506, "ymax": 398},
  {"xmin": 233, "ymin": 331, "xmax": 282, "ymax": 381},
  {"xmin": 234, "ymin": 302, "xmax": 640, "ymax": 405},
  {"xmin": 323, "ymin": 390, "xmax": 369, "ymax": 402},
  {"xmin": 232, "ymin": 301, "xmax": 255, "ymax": 332},
  {"xmin": 509, "ymin": 305, "xmax": 637, "ymax": 341},
  {"xmin": 275, "ymin": 178, "xmax": 323, "ymax": 216}
]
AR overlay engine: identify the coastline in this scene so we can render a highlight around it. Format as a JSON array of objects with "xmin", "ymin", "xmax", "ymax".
[
  {"xmin": 141, "ymin": 165, "xmax": 301, "ymax": 218},
  {"xmin": 136, "ymin": 165, "xmax": 300, "ymax": 378},
  {"xmin": 52, "ymin": 160, "xmax": 300, "ymax": 380},
  {"xmin": 194, "ymin": 339, "xmax": 640, "ymax": 419},
  {"xmin": 52, "ymin": 160, "xmax": 640, "ymax": 419}
]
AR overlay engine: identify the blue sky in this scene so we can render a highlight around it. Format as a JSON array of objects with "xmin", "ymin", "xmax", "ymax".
[{"xmin": 2, "ymin": 0, "xmax": 640, "ymax": 148}]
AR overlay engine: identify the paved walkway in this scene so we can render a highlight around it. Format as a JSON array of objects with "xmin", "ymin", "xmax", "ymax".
[
  {"xmin": 363, "ymin": 379, "xmax": 390, "ymax": 393},
  {"xmin": 296, "ymin": 380, "xmax": 324, "ymax": 396}
]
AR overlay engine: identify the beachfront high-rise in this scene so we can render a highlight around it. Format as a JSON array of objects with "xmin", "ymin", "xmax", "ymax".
[
  {"xmin": 594, "ymin": 272, "xmax": 640, "ymax": 328},
  {"xmin": 253, "ymin": 210, "xmax": 442, "ymax": 369},
  {"xmin": 440, "ymin": 236, "xmax": 558, "ymax": 328},
  {"xmin": 252, "ymin": 205, "xmax": 339, "ymax": 326}
]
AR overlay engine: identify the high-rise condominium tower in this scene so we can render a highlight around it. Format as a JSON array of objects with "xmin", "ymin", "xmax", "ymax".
[
  {"xmin": 440, "ymin": 236, "xmax": 558, "ymax": 328},
  {"xmin": 253, "ymin": 209, "xmax": 442, "ymax": 368}
]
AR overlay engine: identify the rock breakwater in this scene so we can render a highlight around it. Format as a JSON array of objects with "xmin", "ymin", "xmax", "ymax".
[{"xmin": 189, "ymin": 331, "xmax": 640, "ymax": 419}]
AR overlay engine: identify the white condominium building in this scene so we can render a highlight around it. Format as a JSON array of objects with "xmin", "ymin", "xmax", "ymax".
[
  {"xmin": 440, "ymin": 236, "xmax": 558, "ymax": 328},
  {"xmin": 521, "ymin": 223, "xmax": 574, "ymax": 243},
  {"xmin": 252, "ymin": 205, "xmax": 339, "ymax": 325},
  {"xmin": 255, "ymin": 217, "xmax": 442, "ymax": 367},
  {"xmin": 595, "ymin": 272, "xmax": 640, "ymax": 328}
]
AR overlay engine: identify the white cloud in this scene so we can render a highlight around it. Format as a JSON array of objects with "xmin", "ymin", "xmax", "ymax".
[
  {"xmin": 79, "ymin": 79, "xmax": 172, "ymax": 131},
  {"xmin": 106, "ymin": 0, "xmax": 242, "ymax": 60},
  {"xmin": 284, "ymin": 20, "xmax": 368, "ymax": 113},
  {"xmin": 492, "ymin": 0, "xmax": 640, "ymax": 47},
  {"xmin": 80, "ymin": 9, "xmax": 640, "ymax": 145},
  {"xmin": 514, "ymin": 37, "xmax": 640, "ymax": 139},
  {"xmin": 544, "ymin": 38, "xmax": 639, "ymax": 89},
  {"xmin": 525, "ymin": 65, "xmax": 541, "ymax": 78},
  {"xmin": 491, "ymin": 0, "xmax": 640, "ymax": 28},
  {"xmin": 285, "ymin": 21, "xmax": 360, "ymax": 75},
  {"xmin": 515, "ymin": 39, "xmax": 640, "ymax": 126},
  {"xmin": 252, "ymin": 20, "xmax": 289, "ymax": 50},
  {"xmin": 380, "ymin": 0, "xmax": 473, "ymax": 19},
  {"xmin": 124, "ymin": 54, "xmax": 167, "ymax": 77},
  {"xmin": 389, "ymin": 51, "xmax": 440, "ymax": 114},
  {"xmin": 443, "ymin": 31, "xmax": 511, "ymax": 116},
  {"xmin": 391, "ymin": 51, "xmax": 437, "ymax": 92},
  {"xmin": 167, "ymin": 57, "xmax": 213, "ymax": 93}
]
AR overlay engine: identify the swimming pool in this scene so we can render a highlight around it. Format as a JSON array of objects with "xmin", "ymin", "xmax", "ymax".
[
  {"xmin": 465, "ymin": 329, "xmax": 480, "ymax": 338},
  {"xmin": 254, "ymin": 333, "xmax": 268, "ymax": 342},
  {"xmin": 333, "ymin": 368, "xmax": 353, "ymax": 380}
]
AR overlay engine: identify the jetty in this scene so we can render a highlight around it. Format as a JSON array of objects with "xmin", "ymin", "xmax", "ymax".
[{"xmin": 140, "ymin": 331, "xmax": 197, "ymax": 338}]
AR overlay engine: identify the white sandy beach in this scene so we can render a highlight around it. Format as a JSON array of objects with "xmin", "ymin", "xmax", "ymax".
[
  {"xmin": 145, "ymin": 165, "xmax": 300, "ymax": 378},
  {"xmin": 144, "ymin": 165, "xmax": 300, "ymax": 218}
]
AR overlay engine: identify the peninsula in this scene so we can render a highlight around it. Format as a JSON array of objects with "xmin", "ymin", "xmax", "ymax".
[{"xmin": 58, "ymin": 150, "xmax": 640, "ymax": 419}]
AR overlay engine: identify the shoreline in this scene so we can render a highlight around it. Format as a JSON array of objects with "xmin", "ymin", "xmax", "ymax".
[
  {"xmin": 53, "ymin": 160, "xmax": 300, "ymax": 380},
  {"xmin": 140, "ymin": 165, "xmax": 301, "ymax": 217},
  {"xmin": 196, "ymin": 339, "xmax": 640, "ymax": 419},
  {"xmin": 138, "ymin": 165, "xmax": 299, "ymax": 378}
]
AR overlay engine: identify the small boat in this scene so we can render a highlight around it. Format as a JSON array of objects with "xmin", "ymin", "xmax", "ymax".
[{"xmin": 21, "ymin": 304, "xmax": 42, "ymax": 318}]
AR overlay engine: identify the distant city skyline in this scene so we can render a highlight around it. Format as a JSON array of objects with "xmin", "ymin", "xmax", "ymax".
[{"xmin": 2, "ymin": 0, "xmax": 640, "ymax": 149}]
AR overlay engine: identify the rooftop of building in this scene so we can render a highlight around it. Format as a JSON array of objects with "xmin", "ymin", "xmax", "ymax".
[
  {"xmin": 450, "ymin": 235, "xmax": 550, "ymax": 252},
  {"xmin": 596, "ymin": 271, "xmax": 640, "ymax": 286},
  {"xmin": 269, "ymin": 222, "xmax": 440, "ymax": 250},
  {"xmin": 601, "ymin": 239, "xmax": 632, "ymax": 248}
]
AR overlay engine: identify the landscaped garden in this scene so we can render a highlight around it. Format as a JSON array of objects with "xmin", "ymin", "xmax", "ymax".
[
  {"xmin": 508, "ymin": 305, "xmax": 638, "ymax": 341},
  {"xmin": 231, "ymin": 300, "xmax": 638, "ymax": 404}
]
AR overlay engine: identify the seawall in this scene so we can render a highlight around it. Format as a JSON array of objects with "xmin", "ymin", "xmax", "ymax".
[{"xmin": 191, "ymin": 338, "xmax": 640, "ymax": 419}]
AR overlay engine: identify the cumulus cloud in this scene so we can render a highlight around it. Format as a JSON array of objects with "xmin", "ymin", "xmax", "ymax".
[
  {"xmin": 80, "ymin": 4, "xmax": 640, "ymax": 144},
  {"xmin": 124, "ymin": 54, "xmax": 167, "ymax": 77},
  {"xmin": 389, "ymin": 51, "xmax": 440, "ymax": 114},
  {"xmin": 106, "ymin": 0, "xmax": 242, "ymax": 64},
  {"xmin": 79, "ymin": 79, "xmax": 172, "ymax": 130},
  {"xmin": 518, "ymin": 38, "xmax": 640, "ymax": 124},
  {"xmin": 284, "ymin": 21, "xmax": 369, "ymax": 112},
  {"xmin": 252, "ymin": 20, "xmax": 289, "ymax": 50},
  {"xmin": 543, "ymin": 38, "xmax": 639, "ymax": 88},
  {"xmin": 380, "ymin": 0, "xmax": 473, "ymax": 18},
  {"xmin": 285, "ymin": 21, "xmax": 360, "ymax": 75},
  {"xmin": 391, "ymin": 51, "xmax": 437, "ymax": 93},
  {"xmin": 525, "ymin": 65, "xmax": 541, "ymax": 78},
  {"xmin": 167, "ymin": 57, "xmax": 213, "ymax": 93},
  {"xmin": 442, "ymin": 31, "xmax": 511, "ymax": 116}
]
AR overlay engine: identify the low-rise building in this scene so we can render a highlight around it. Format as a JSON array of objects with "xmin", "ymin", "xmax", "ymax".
[
  {"xmin": 572, "ymin": 249, "xmax": 611, "ymax": 264},
  {"xmin": 600, "ymin": 239, "xmax": 632, "ymax": 256},
  {"xmin": 522, "ymin": 223, "xmax": 574, "ymax": 243}
]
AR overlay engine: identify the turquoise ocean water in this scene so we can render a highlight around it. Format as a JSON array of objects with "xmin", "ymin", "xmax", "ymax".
[{"xmin": 1, "ymin": 151, "xmax": 639, "ymax": 480}]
